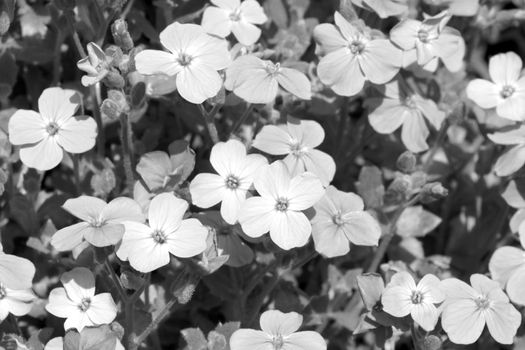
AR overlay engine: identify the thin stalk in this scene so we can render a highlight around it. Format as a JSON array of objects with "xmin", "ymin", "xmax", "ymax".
[
  {"xmin": 104, "ymin": 258, "xmax": 127, "ymax": 302},
  {"xmin": 230, "ymin": 103, "xmax": 254, "ymax": 136},
  {"xmin": 72, "ymin": 153, "xmax": 81, "ymax": 195},
  {"xmin": 198, "ymin": 104, "xmax": 220, "ymax": 144},
  {"xmin": 120, "ymin": 113, "xmax": 135, "ymax": 194},
  {"xmin": 422, "ymin": 119, "xmax": 449, "ymax": 172}
]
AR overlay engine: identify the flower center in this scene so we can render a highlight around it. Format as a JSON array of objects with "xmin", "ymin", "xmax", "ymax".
[
  {"xmin": 152, "ymin": 229, "xmax": 168, "ymax": 244},
  {"xmin": 275, "ymin": 197, "xmax": 289, "ymax": 212},
  {"xmin": 271, "ymin": 335, "xmax": 284, "ymax": 350},
  {"xmin": 290, "ymin": 141, "xmax": 306, "ymax": 156},
  {"xmin": 91, "ymin": 218, "xmax": 105, "ymax": 228},
  {"xmin": 177, "ymin": 53, "xmax": 193, "ymax": 67},
  {"xmin": 225, "ymin": 175, "xmax": 240, "ymax": 190},
  {"xmin": 332, "ymin": 213, "xmax": 345, "ymax": 226},
  {"xmin": 0, "ymin": 284, "xmax": 6, "ymax": 299},
  {"xmin": 46, "ymin": 122, "xmax": 60, "ymax": 136},
  {"xmin": 417, "ymin": 29, "xmax": 430, "ymax": 43},
  {"xmin": 500, "ymin": 85, "xmax": 515, "ymax": 99},
  {"xmin": 404, "ymin": 96, "xmax": 417, "ymax": 109},
  {"xmin": 372, "ymin": 302, "xmax": 383, "ymax": 312},
  {"xmin": 349, "ymin": 40, "xmax": 365, "ymax": 55},
  {"xmin": 475, "ymin": 295, "xmax": 491, "ymax": 310},
  {"xmin": 265, "ymin": 62, "xmax": 281, "ymax": 76},
  {"xmin": 229, "ymin": 8, "xmax": 241, "ymax": 21},
  {"xmin": 411, "ymin": 291, "xmax": 424, "ymax": 304},
  {"xmin": 78, "ymin": 297, "xmax": 91, "ymax": 312}
]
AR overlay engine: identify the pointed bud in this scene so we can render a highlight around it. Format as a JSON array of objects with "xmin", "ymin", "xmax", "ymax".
[{"xmin": 112, "ymin": 18, "xmax": 134, "ymax": 52}]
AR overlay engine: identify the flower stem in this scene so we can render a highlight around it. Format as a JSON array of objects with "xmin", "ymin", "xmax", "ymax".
[
  {"xmin": 72, "ymin": 153, "xmax": 81, "ymax": 195},
  {"xmin": 230, "ymin": 103, "xmax": 254, "ymax": 136},
  {"xmin": 119, "ymin": 113, "xmax": 135, "ymax": 194},
  {"xmin": 198, "ymin": 104, "xmax": 220, "ymax": 144},
  {"xmin": 104, "ymin": 258, "xmax": 127, "ymax": 302}
]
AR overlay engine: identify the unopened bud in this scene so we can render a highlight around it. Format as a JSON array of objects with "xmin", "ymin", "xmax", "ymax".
[
  {"xmin": 112, "ymin": 18, "xmax": 134, "ymax": 52},
  {"xmin": 421, "ymin": 182, "xmax": 448, "ymax": 203},
  {"xmin": 418, "ymin": 335, "xmax": 442, "ymax": 350},
  {"xmin": 396, "ymin": 151, "xmax": 417, "ymax": 173},
  {"xmin": 100, "ymin": 99, "xmax": 122, "ymax": 121},
  {"xmin": 0, "ymin": 11, "xmax": 10, "ymax": 35},
  {"xmin": 385, "ymin": 175, "xmax": 412, "ymax": 204},
  {"xmin": 105, "ymin": 45, "xmax": 124, "ymax": 67},
  {"xmin": 108, "ymin": 90, "xmax": 129, "ymax": 112},
  {"xmin": 104, "ymin": 70, "xmax": 125, "ymax": 89}
]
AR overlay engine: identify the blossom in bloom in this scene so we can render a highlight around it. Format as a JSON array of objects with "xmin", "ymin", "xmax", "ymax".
[
  {"xmin": 390, "ymin": 11, "xmax": 465, "ymax": 72},
  {"xmin": 77, "ymin": 42, "xmax": 111, "ymax": 86},
  {"xmin": 351, "ymin": 0, "xmax": 408, "ymax": 18},
  {"xmin": 466, "ymin": 52, "xmax": 525, "ymax": 121},
  {"xmin": 201, "ymin": 0, "xmax": 268, "ymax": 46},
  {"xmin": 381, "ymin": 272, "xmax": 444, "ymax": 331},
  {"xmin": 313, "ymin": 12, "xmax": 402, "ymax": 96},
  {"xmin": 117, "ymin": 193, "xmax": 208, "ymax": 273},
  {"xmin": 51, "ymin": 196, "xmax": 144, "ymax": 251},
  {"xmin": 190, "ymin": 139, "xmax": 267, "ymax": 224},
  {"xmin": 440, "ymin": 274, "xmax": 521, "ymax": 345},
  {"xmin": 134, "ymin": 22, "xmax": 231, "ymax": 104},
  {"xmin": 0, "ymin": 283, "xmax": 36, "ymax": 321},
  {"xmin": 45, "ymin": 267, "xmax": 117, "ymax": 331},
  {"xmin": 252, "ymin": 117, "xmax": 335, "ymax": 186},
  {"xmin": 487, "ymin": 124, "xmax": 525, "ymax": 176},
  {"xmin": 366, "ymin": 79, "xmax": 445, "ymax": 153},
  {"xmin": 0, "ymin": 250, "xmax": 35, "ymax": 290},
  {"xmin": 238, "ymin": 161, "xmax": 324, "ymax": 250},
  {"xmin": 311, "ymin": 186, "xmax": 381, "ymax": 257},
  {"xmin": 224, "ymin": 54, "xmax": 311, "ymax": 104},
  {"xmin": 230, "ymin": 310, "xmax": 327, "ymax": 350},
  {"xmin": 8, "ymin": 87, "xmax": 98, "ymax": 171}
]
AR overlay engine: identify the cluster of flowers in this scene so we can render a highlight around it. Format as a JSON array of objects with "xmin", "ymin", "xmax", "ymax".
[{"xmin": 2, "ymin": 0, "xmax": 525, "ymax": 348}]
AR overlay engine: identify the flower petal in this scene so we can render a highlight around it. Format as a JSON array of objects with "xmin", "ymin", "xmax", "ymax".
[
  {"xmin": 51, "ymin": 222, "xmax": 91, "ymax": 251},
  {"xmin": 269, "ymin": 211, "xmax": 311, "ymax": 250},
  {"xmin": 302, "ymin": 149, "xmax": 336, "ymax": 187},
  {"xmin": 83, "ymin": 224, "xmax": 124, "ymax": 247},
  {"xmin": 359, "ymin": 39, "xmax": 402, "ymax": 84},
  {"xmin": 312, "ymin": 220, "xmax": 350, "ymax": 257},
  {"xmin": 240, "ymin": 0, "xmax": 268, "ymax": 24},
  {"xmin": 201, "ymin": 7, "xmax": 231, "ymax": 38},
  {"xmin": 381, "ymin": 285, "xmax": 413, "ymax": 317},
  {"xmin": 489, "ymin": 52, "xmax": 523, "ymax": 86},
  {"xmin": 210, "ymin": 139, "xmax": 248, "ymax": 177},
  {"xmin": 61, "ymin": 267, "xmax": 95, "ymax": 300},
  {"xmin": 190, "ymin": 173, "xmax": 226, "ymax": 209},
  {"xmin": 287, "ymin": 172, "xmax": 324, "ymax": 211},
  {"xmin": 253, "ymin": 125, "xmax": 292, "ymax": 155},
  {"xmin": 368, "ymin": 99, "xmax": 408, "ymax": 134},
  {"xmin": 148, "ymin": 193, "xmax": 187, "ymax": 233},
  {"xmin": 102, "ymin": 197, "xmax": 145, "ymax": 224},
  {"xmin": 0, "ymin": 254, "xmax": 35, "ymax": 290},
  {"xmin": 287, "ymin": 117, "xmax": 325, "ymax": 148},
  {"xmin": 389, "ymin": 19, "xmax": 420, "ymax": 50},
  {"xmin": 38, "ymin": 88, "xmax": 79, "ymax": 124},
  {"xmin": 285, "ymin": 331, "xmax": 327, "ymax": 350},
  {"xmin": 238, "ymin": 196, "xmax": 275, "ymax": 238},
  {"xmin": 488, "ymin": 246, "xmax": 525, "ymax": 286},
  {"xmin": 317, "ymin": 49, "xmax": 365, "ymax": 96},
  {"xmin": 496, "ymin": 95, "xmax": 525, "ymax": 121},
  {"xmin": 87, "ymin": 293, "xmax": 117, "ymax": 325},
  {"xmin": 19, "ymin": 137, "xmax": 63, "ymax": 171},
  {"xmin": 411, "ymin": 303, "xmax": 439, "ymax": 331},
  {"xmin": 441, "ymin": 299, "xmax": 484, "ymax": 345},
  {"xmin": 341, "ymin": 211, "xmax": 381, "ymax": 246},
  {"xmin": 254, "ymin": 161, "xmax": 291, "ymax": 199},
  {"xmin": 231, "ymin": 21, "xmax": 262, "ymax": 46},
  {"xmin": 135, "ymin": 50, "xmax": 182, "ymax": 76},
  {"xmin": 45, "ymin": 287, "xmax": 78, "ymax": 318},
  {"xmin": 260, "ymin": 310, "xmax": 303, "ymax": 336},
  {"xmin": 8, "ymin": 110, "xmax": 46, "ymax": 145},
  {"xmin": 494, "ymin": 144, "xmax": 525, "ymax": 176},
  {"xmin": 466, "ymin": 79, "xmax": 500, "ymax": 109},
  {"xmin": 485, "ymin": 301, "xmax": 521, "ymax": 344},
  {"xmin": 401, "ymin": 112, "xmax": 430, "ymax": 153},
  {"xmin": 62, "ymin": 196, "xmax": 106, "ymax": 222},
  {"xmin": 276, "ymin": 67, "xmax": 311, "ymax": 100},
  {"xmin": 176, "ymin": 65, "xmax": 223, "ymax": 104},
  {"xmin": 313, "ymin": 23, "xmax": 347, "ymax": 55},
  {"xmin": 220, "ymin": 189, "xmax": 246, "ymax": 224},
  {"xmin": 56, "ymin": 116, "xmax": 97, "ymax": 154},
  {"xmin": 166, "ymin": 218, "xmax": 208, "ymax": 258},
  {"xmin": 230, "ymin": 329, "xmax": 272, "ymax": 350}
]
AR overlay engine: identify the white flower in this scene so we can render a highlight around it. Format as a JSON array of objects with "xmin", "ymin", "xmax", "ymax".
[
  {"xmin": 134, "ymin": 22, "xmax": 231, "ymax": 104},
  {"xmin": 8, "ymin": 87, "xmax": 98, "ymax": 171},
  {"xmin": 252, "ymin": 117, "xmax": 335, "ymax": 186},
  {"xmin": 311, "ymin": 186, "xmax": 381, "ymax": 258},
  {"xmin": 313, "ymin": 11, "xmax": 402, "ymax": 96},
  {"xmin": 390, "ymin": 11, "xmax": 465, "ymax": 72},
  {"xmin": 0, "ymin": 283, "xmax": 36, "ymax": 321},
  {"xmin": 201, "ymin": 0, "xmax": 268, "ymax": 46},
  {"xmin": 77, "ymin": 42, "xmax": 111, "ymax": 86},
  {"xmin": 230, "ymin": 310, "xmax": 326, "ymax": 350},
  {"xmin": 51, "ymin": 196, "xmax": 144, "ymax": 251},
  {"xmin": 117, "ymin": 193, "xmax": 208, "ymax": 273},
  {"xmin": 441, "ymin": 274, "xmax": 522, "ymax": 345},
  {"xmin": 381, "ymin": 272, "xmax": 444, "ymax": 331},
  {"xmin": 45, "ymin": 267, "xmax": 117, "ymax": 331},
  {"xmin": 487, "ymin": 124, "xmax": 525, "ymax": 176},
  {"xmin": 238, "ymin": 161, "xmax": 324, "ymax": 250},
  {"xmin": 467, "ymin": 52, "xmax": 525, "ymax": 121},
  {"xmin": 224, "ymin": 55, "xmax": 311, "ymax": 104},
  {"xmin": 190, "ymin": 139, "xmax": 267, "ymax": 224},
  {"xmin": 366, "ymin": 79, "xmax": 445, "ymax": 153},
  {"xmin": 0, "ymin": 252, "xmax": 35, "ymax": 290}
]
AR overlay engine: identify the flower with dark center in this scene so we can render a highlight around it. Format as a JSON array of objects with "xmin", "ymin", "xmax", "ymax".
[
  {"xmin": 225, "ymin": 175, "xmax": 240, "ymax": 190},
  {"xmin": 151, "ymin": 229, "xmax": 168, "ymax": 244},
  {"xmin": 229, "ymin": 8, "xmax": 241, "ymax": 22},
  {"xmin": 500, "ymin": 85, "xmax": 516, "ymax": 99},
  {"xmin": 78, "ymin": 297, "xmax": 91, "ymax": 312},
  {"xmin": 417, "ymin": 29, "xmax": 430, "ymax": 43},
  {"xmin": 275, "ymin": 197, "xmax": 289, "ymax": 212},
  {"xmin": 475, "ymin": 295, "xmax": 491, "ymax": 310},
  {"xmin": 332, "ymin": 212, "xmax": 345, "ymax": 226},
  {"xmin": 265, "ymin": 62, "xmax": 281, "ymax": 76},
  {"xmin": 411, "ymin": 291, "xmax": 424, "ymax": 304},
  {"xmin": 271, "ymin": 335, "xmax": 285, "ymax": 350},
  {"xmin": 349, "ymin": 40, "xmax": 365, "ymax": 55},
  {"xmin": 178, "ymin": 53, "xmax": 193, "ymax": 67},
  {"xmin": 46, "ymin": 122, "xmax": 60, "ymax": 136}
]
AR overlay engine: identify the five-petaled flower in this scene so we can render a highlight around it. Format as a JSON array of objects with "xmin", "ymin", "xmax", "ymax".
[
  {"xmin": 238, "ymin": 161, "xmax": 324, "ymax": 250},
  {"xmin": 311, "ymin": 186, "xmax": 381, "ymax": 257},
  {"xmin": 51, "ymin": 196, "xmax": 144, "ymax": 251},
  {"xmin": 45, "ymin": 267, "xmax": 117, "ymax": 331},
  {"xmin": 8, "ymin": 87, "xmax": 98, "ymax": 171},
  {"xmin": 190, "ymin": 139, "xmax": 267, "ymax": 224},
  {"xmin": 313, "ymin": 11, "xmax": 402, "ymax": 96},
  {"xmin": 467, "ymin": 52, "xmax": 525, "ymax": 121},
  {"xmin": 224, "ymin": 54, "xmax": 311, "ymax": 103},
  {"xmin": 381, "ymin": 271, "xmax": 444, "ymax": 331},
  {"xmin": 134, "ymin": 22, "xmax": 231, "ymax": 104},
  {"xmin": 230, "ymin": 310, "xmax": 327, "ymax": 350},
  {"xmin": 201, "ymin": 0, "xmax": 268, "ymax": 46},
  {"xmin": 117, "ymin": 193, "xmax": 208, "ymax": 273},
  {"xmin": 252, "ymin": 117, "xmax": 335, "ymax": 186},
  {"xmin": 441, "ymin": 274, "xmax": 522, "ymax": 345}
]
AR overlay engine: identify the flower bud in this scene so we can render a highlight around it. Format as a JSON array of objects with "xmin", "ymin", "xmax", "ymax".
[
  {"xmin": 105, "ymin": 45, "xmax": 124, "ymax": 67},
  {"xmin": 112, "ymin": 18, "xmax": 134, "ymax": 52},
  {"xmin": 420, "ymin": 182, "xmax": 448, "ymax": 203},
  {"xmin": 0, "ymin": 11, "xmax": 10, "ymax": 35},
  {"xmin": 396, "ymin": 151, "xmax": 417, "ymax": 173},
  {"xmin": 418, "ymin": 334, "xmax": 442, "ymax": 350},
  {"xmin": 104, "ymin": 70, "xmax": 125, "ymax": 89},
  {"xmin": 100, "ymin": 99, "xmax": 122, "ymax": 121}
]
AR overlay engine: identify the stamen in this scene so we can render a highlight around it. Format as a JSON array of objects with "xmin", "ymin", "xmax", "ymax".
[
  {"xmin": 152, "ymin": 230, "xmax": 168, "ymax": 244},
  {"xmin": 225, "ymin": 175, "xmax": 240, "ymax": 189},
  {"xmin": 275, "ymin": 197, "xmax": 289, "ymax": 212},
  {"xmin": 46, "ymin": 122, "xmax": 60, "ymax": 136},
  {"xmin": 78, "ymin": 297, "xmax": 91, "ymax": 312}
]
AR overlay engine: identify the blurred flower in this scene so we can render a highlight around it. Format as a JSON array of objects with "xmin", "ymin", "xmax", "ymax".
[
  {"xmin": 51, "ymin": 196, "xmax": 144, "ymax": 251},
  {"xmin": 201, "ymin": 0, "xmax": 268, "ymax": 45},
  {"xmin": 77, "ymin": 43, "xmax": 112, "ymax": 86},
  {"xmin": 230, "ymin": 310, "xmax": 326, "ymax": 350},
  {"xmin": 190, "ymin": 139, "xmax": 267, "ymax": 224},
  {"xmin": 467, "ymin": 52, "xmax": 525, "ymax": 121},
  {"xmin": 252, "ymin": 117, "xmax": 335, "ymax": 186},
  {"xmin": 224, "ymin": 55, "xmax": 311, "ymax": 103},
  {"xmin": 134, "ymin": 22, "xmax": 231, "ymax": 104},
  {"xmin": 311, "ymin": 186, "xmax": 381, "ymax": 257},
  {"xmin": 0, "ymin": 283, "xmax": 35, "ymax": 321},
  {"xmin": 238, "ymin": 161, "xmax": 324, "ymax": 250},
  {"xmin": 366, "ymin": 79, "xmax": 445, "ymax": 152},
  {"xmin": 0, "ymin": 249, "xmax": 35, "ymax": 290},
  {"xmin": 8, "ymin": 87, "xmax": 98, "ymax": 171},
  {"xmin": 313, "ymin": 11, "xmax": 402, "ymax": 96},
  {"xmin": 351, "ymin": 0, "xmax": 408, "ymax": 18},
  {"xmin": 502, "ymin": 180, "xmax": 525, "ymax": 235},
  {"xmin": 390, "ymin": 11, "xmax": 465, "ymax": 72},
  {"xmin": 46, "ymin": 267, "xmax": 117, "ymax": 331},
  {"xmin": 424, "ymin": 0, "xmax": 479, "ymax": 16},
  {"xmin": 44, "ymin": 337, "xmax": 64, "ymax": 350},
  {"xmin": 441, "ymin": 274, "xmax": 521, "ymax": 345},
  {"xmin": 382, "ymin": 272, "xmax": 444, "ymax": 331},
  {"xmin": 487, "ymin": 124, "xmax": 525, "ymax": 176},
  {"xmin": 117, "ymin": 193, "xmax": 208, "ymax": 273}
]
